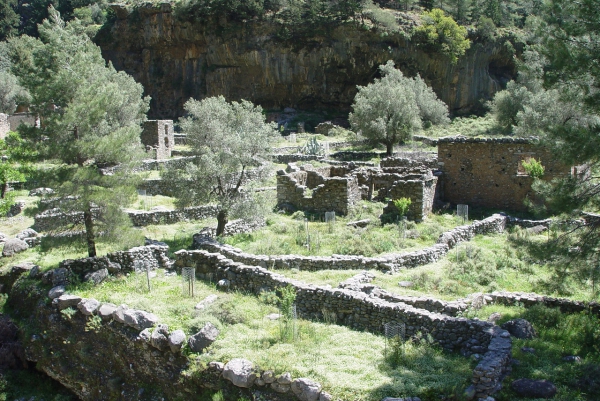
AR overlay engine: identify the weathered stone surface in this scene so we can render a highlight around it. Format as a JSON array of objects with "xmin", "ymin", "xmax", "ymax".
[
  {"xmin": 222, "ymin": 358, "xmax": 256, "ymax": 388},
  {"xmin": 49, "ymin": 286, "xmax": 68, "ymax": 300},
  {"xmin": 168, "ymin": 330, "xmax": 186, "ymax": 353},
  {"xmin": 291, "ymin": 378, "xmax": 322, "ymax": 401},
  {"xmin": 84, "ymin": 268, "xmax": 109, "ymax": 285},
  {"xmin": 511, "ymin": 379, "xmax": 557, "ymax": 399},
  {"xmin": 188, "ymin": 322, "xmax": 219, "ymax": 353},
  {"xmin": 122, "ymin": 309, "xmax": 159, "ymax": 330},
  {"xmin": 2, "ymin": 238, "xmax": 28, "ymax": 257},
  {"xmin": 150, "ymin": 324, "xmax": 169, "ymax": 351},
  {"xmin": 262, "ymin": 370, "xmax": 276, "ymax": 384},
  {"xmin": 138, "ymin": 328, "xmax": 151, "ymax": 342},
  {"xmin": 208, "ymin": 361, "xmax": 224, "ymax": 371},
  {"xmin": 194, "ymin": 294, "xmax": 218, "ymax": 310},
  {"xmin": 16, "ymin": 228, "xmax": 37, "ymax": 240},
  {"xmin": 318, "ymin": 391, "xmax": 333, "ymax": 401},
  {"xmin": 270, "ymin": 382, "xmax": 290, "ymax": 393},
  {"xmin": 277, "ymin": 372, "xmax": 292, "ymax": 384},
  {"xmin": 7, "ymin": 201, "xmax": 25, "ymax": 217},
  {"xmin": 77, "ymin": 298, "xmax": 100, "ymax": 316},
  {"xmin": 112, "ymin": 304, "xmax": 129, "ymax": 324},
  {"xmin": 55, "ymin": 294, "xmax": 81, "ymax": 309},
  {"xmin": 501, "ymin": 319, "xmax": 537, "ymax": 339},
  {"xmin": 98, "ymin": 303, "xmax": 117, "ymax": 320},
  {"xmin": 29, "ymin": 187, "xmax": 54, "ymax": 196}
]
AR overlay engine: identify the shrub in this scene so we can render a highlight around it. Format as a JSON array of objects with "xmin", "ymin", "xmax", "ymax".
[
  {"xmin": 393, "ymin": 197, "xmax": 412, "ymax": 217},
  {"xmin": 521, "ymin": 157, "xmax": 545, "ymax": 178},
  {"xmin": 415, "ymin": 9, "xmax": 471, "ymax": 64}
]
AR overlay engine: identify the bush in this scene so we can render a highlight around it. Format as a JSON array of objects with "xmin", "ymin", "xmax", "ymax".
[
  {"xmin": 415, "ymin": 8, "xmax": 471, "ymax": 64},
  {"xmin": 393, "ymin": 197, "xmax": 412, "ymax": 216}
]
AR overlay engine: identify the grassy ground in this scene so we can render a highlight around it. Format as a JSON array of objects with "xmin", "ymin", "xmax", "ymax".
[
  {"xmin": 468, "ymin": 304, "xmax": 600, "ymax": 401},
  {"xmin": 71, "ymin": 272, "xmax": 473, "ymax": 401},
  {"xmin": 224, "ymin": 203, "xmax": 465, "ymax": 258},
  {"xmin": 276, "ymin": 228, "xmax": 600, "ymax": 303}
]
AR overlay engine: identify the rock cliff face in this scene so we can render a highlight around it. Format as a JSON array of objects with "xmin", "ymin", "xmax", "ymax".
[{"xmin": 97, "ymin": 4, "xmax": 514, "ymax": 119}]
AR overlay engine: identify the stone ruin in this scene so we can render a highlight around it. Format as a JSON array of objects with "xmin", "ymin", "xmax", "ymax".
[
  {"xmin": 141, "ymin": 120, "xmax": 175, "ymax": 160},
  {"xmin": 437, "ymin": 137, "xmax": 572, "ymax": 211},
  {"xmin": 0, "ymin": 112, "xmax": 41, "ymax": 140},
  {"xmin": 276, "ymin": 154, "xmax": 440, "ymax": 221}
]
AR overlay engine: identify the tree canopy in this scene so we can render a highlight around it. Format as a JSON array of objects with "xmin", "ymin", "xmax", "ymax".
[
  {"xmin": 161, "ymin": 96, "xmax": 278, "ymax": 236},
  {"xmin": 415, "ymin": 8, "xmax": 471, "ymax": 64},
  {"xmin": 11, "ymin": 8, "xmax": 149, "ymax": 256},
  {"xmin": 349, "ymin": 60, "xmax": 449, "ymax": 156}
]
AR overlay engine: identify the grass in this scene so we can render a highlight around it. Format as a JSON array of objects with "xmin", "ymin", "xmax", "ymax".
[
  {"xmin": 70, "ymin": 272, "xmax": 473, "ymax": 401},
  {"xmin": 423, "ymin": 115, "xmax": 501, "ymax": 139},
  {"xmin": 272, "ymin": 228, "xmax": 600, "ymax": 303},
  {"xmin": 467, "ymin": 304, "xmax": 600, "ymax": 401},
  {"xmin": 223, "ymin": 204, "xmax": 465, "ymax": 258}
]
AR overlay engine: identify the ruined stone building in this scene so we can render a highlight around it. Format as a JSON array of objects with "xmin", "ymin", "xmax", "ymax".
[
  {"xmin": 141, "ymin": 120, "xmax": 175, "ymax": 159},
  {"xmin": 437, "ymin": 137, "xmax": 571, "ymax": 211}
]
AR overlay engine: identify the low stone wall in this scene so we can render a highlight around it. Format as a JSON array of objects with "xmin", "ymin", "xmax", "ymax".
[
  {"xmin": 272, "ymin": 154, "xmax": 324, "ymax": 164},
  {"xmin": 195, "ymin": 214, "xmax": 509, "ymax": 273},
  {"xmin": 58, "ymin": 245, "xmax": 171, "ymax": 281},
  {"xmin": 34, "ymin": 206, "xmax": 220, "ymax": 231},
  {"xmin": 127, "ymin": 206, "xmax": 219, "ymax": 226},
  {"xmin": 173, "ymin": 249, "xmax": 513, "ymax": 399},
  {"xmin": 174, "ymin": 249, "xmax": 495, "ymax": 351},
  {"xmin": 486, "ymin": 291, "xmax": 600, "ymax": 315},
  {"xmin": 380, "ymin": 155, "xmax": 438, "ymax": 170}
]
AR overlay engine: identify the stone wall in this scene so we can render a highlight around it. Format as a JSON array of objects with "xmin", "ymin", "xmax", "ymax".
[
  {"xmin": 141, "ymin": 120, "xmax": 175, "ymax": 160},
  {"xmin": 8, "ymin": 112, "xmax": 39, "ymax": 132},
  {"xmin": 34, "ymin": 206, "xmax": 219, "ymax": 231},
  {"xmin": 380, "ymin": 155, "xmax": 438, "ymax": 170},
  {"xmin": 194, "ymin": 214, "xmax": 509, "ymax": 273},
  {"xmin": 276, "ymin": 168, "xmax": 361, "ymax": 215},
  {"xmin": 438, "ymin": 137, "xmax": 570, "ymax": 211},
  {"xmin": 272, "ymin": 154, "xmax": 325, "ymax": 164},
  {"xmin": 382, "ymin": 176, "xmax": 438, "ymax": 222},
  {"xmin": 0, "ymin": 113, "xmax": 9, "ymax": 139}
]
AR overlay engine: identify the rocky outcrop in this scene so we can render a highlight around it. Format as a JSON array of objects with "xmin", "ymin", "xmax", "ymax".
[{"xmin": 97, "ymin": 4, "xmax": 515, "ymax": 119}]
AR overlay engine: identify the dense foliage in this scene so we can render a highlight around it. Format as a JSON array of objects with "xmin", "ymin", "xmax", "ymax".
[
  {"xmin": 349, "ymin": 60, "xmax": 449, "ymax": 155},
  {"xmin": 9, "ymin": 8, "xmax": 149, "ymax": 256},
  {"xmin": 161, "ymin": 96, "xmax": 278, "ymax": 236}
]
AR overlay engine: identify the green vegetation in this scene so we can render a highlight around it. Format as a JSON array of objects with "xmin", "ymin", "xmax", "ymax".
[
  {"xmin": 468, "ymin": 304, "xmax": 600, "ymax": 401},
  {"xmin": 349, "ymin": 60, "xmax": 449, "ymax": 156},
  {"xmin": 71, "ymin": 271, "xmax": 473, "ymax": 400},
  {"xmin": 521, "ymin": 157, "xmax": 544, "ymax": 178},
  {"xmin": 224, "ymin": 204, "xmax": 464, "ymax": 257},
  {"xmin": 393, "ymin": 197, "xmax": 412, "ymax": 217},
  {"xmin": 415, "ymin": 8, "xmax": 471, "ymax": 63},
  {"xmin": 161, "ymin": 96, "xmax": 278, "ymax": 236},
  {"xmin": 10, "ymin": 8, "xmax": 149, "ymax": 257}
]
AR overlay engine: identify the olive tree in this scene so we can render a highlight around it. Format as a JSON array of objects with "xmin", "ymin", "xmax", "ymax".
[
  {"xmin": 349, "ymin": 60, "xmax": 449, "ymax": 155},
  {"xmin": 162, "ymin": 96, "xmax": 278, "ymax": 236}
]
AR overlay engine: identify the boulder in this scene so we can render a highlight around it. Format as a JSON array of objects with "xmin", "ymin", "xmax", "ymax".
[
  {"xmin": 28, "ymin": 188, "xmax": 54, "ymax": 196},
  {"xmin": 112, "ymin": 304, "xmax": 129, "ymax": 324},
  {"xmin": 291, "ymin": 378, "xmax": 322, "ymax": 401},
  {"xmin": 194, "ymin": 294, "xmax": 218, "ymax": 310},
  {"xmin": 217, "ymin": 279, "xmax": 230, "ymax": 289},
  {"xmin": 16, "ymin": 228, "xmax": 37, "ymax": 240},
  {"xmin": 271, "ymin": 382, "xmax": 290, "ymax": 393},
  {"xmin": 98, "ymin": 303, "xmax": 117, "ymax": 321},
  {"xmin": 0, "ymin": 233, "xmax": 7, "ymax": 244},
  {"xmin": 55, "ymin": 294, "xmax": 81, "ymax": 309},
  {"xmin": 511, "ymin": 379, "xmax": 557, "ymax": 398},
  {"xmin": 346, "ymin": 219, "xmax": 370, "ymax": 228},
  {"xmin": 77, "ymin": 298, "xmax": 100, "ymax": 315},
  {"xmin": 277, "ymin": 372, "xmax": 292, "ymax": 384},
  {"xmin": 501, "ymin": 319, "xmax": 537, "ymax": 339},
  {"xmin": 262, "ymin": 370, "xmax": 276, "ymax": 384},
  {"xmin": 319, "ymin": 392, "xmax": 333, "ymax": 401},
  {"xmin": 168, "ymin": 330, "xmax": 186, "ymax": 353},
  {"xmin": 49, "ymin": 286, "xmax": 68, "ymax": 300},
  {"xmin": 6, "ymin": 201, "xmax": 25, "ymax": 217},
  {"xmin": 122, "ymin": 309, "xmax": 158, "ymax": 330},
  {"xmin": 188, "ymin": 322, "xmax": 219, "ymax": 353},
  {"xmin": 222, "ymin": 358, "xmax": 256, "ymax": 388},
  {"xmin": 84, "ymin": 268, "xmax": 109, "ymax": 285},
  {"xmin": 138, "ymin": 328, "xmax": 151, "ymax": 342},
  {"xmin": 150, "ymin": 324, "xmax": 169, "ymax": 351},
  {"xmin": 2, "ymin": 239, "xmax": 28, "ymax": 257}
]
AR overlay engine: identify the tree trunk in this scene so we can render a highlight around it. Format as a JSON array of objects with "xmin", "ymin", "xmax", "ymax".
[
  {"xmin": 216, "ymin": 209, "xmax": 228, "ymax": 237},
  {"xmin": 83, "ymin": 209, "xmax": 97, "ymax": 257},
  {"xmin": 0, "ymin": 182, "xmax": 7, "ymax": 199},
  {"xmin": 386, "ymin": 142, "xmax": 394, "ymax": 157}
]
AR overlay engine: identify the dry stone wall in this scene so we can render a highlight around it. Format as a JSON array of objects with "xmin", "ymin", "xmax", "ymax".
[
  {"xmin": 438, "ymin": 137, "xmax": 570, "ymax": 211},
  {"xmin": 141, "ymin": 120, "xmax": 175, "ymax": 160},
  {"xmin": 194, "ymin": 214, "xmax": 509, "ymax": 273},
  {"xmin": 276, "ymin": 168, "xmax": 361, "ymax": 215},
  {"xmin": 173, "ymin": 249, "xmax": 513, "ymax": 399},
  {"xmin": 34, "ymin": 206, "xmax": 219, "ymax": 231}
]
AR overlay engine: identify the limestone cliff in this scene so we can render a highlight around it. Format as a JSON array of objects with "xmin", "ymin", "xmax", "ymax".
[{"xmin": 97, "ymin": 3, "xmax": 515, "ymax": 119}]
